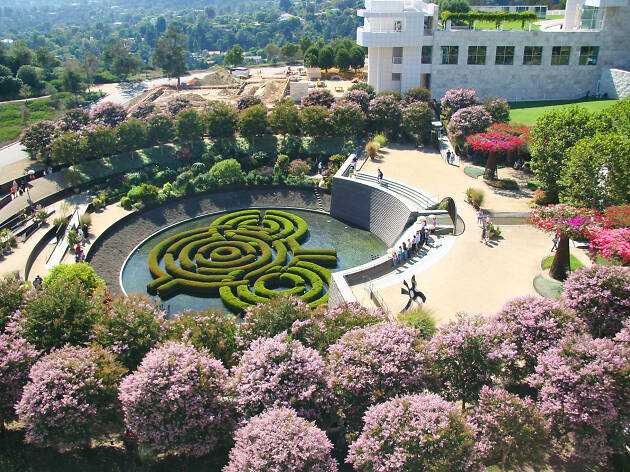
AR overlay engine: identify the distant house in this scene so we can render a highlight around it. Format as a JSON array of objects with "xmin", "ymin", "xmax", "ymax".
[{"xmin": 306, "ymin": 67, "xmax": 322, "ymax": 80}]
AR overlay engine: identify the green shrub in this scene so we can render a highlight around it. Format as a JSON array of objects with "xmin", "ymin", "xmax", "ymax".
[
  {"xmin": 219, "ymin": 285, "xmax": 251, "ymax": 314},
  {"xmin": 79, "ymin": 213, "xmax": 92, "ymax": 228},
  {"xmin": 527, "ymin": 180, "xmax": 545, "ymax": 191},
  {"xmin": 373, "ymin": 134, "xmax": 387, "ymax": 147},
  {"xmin": 52, "ymin": 216, "xmax": 68, "ymax": 228},
  {"xmin": 120, "ymin": 196, "xmax": 132, "ymax": 210},
  {"xmin": 289, "ymin": 159, "xmax": 310, "ymax": 177},
  {"xmin": 465, "ymin": 187, "xmax": 485, "ymax": 208},
  {"xmin": 44, "ymin": 263, "xmax": 105, "ymax": 293},
  {"xmin": 541, "ymin": 255, "xmax": 583, "ymax": 271},
  {"xmin": 397, "ymin": 308, "xmax": 437, "ymax": 339},
  {"xmin": 127, "ymin": 183, "xmax": 159, "ymax": 205},
  {"xmin": 209, "ymin": 158, "xmax": 244, "ymax": 185},
  {"xmin": 484, "ymin": 178, "xmax": 519, "ymax": 190},
  {"xmin": 34, "ymin": 209, "xmax": 48, "ymax": 224},
  {"xmin": 67, "ymin": 228, "xmax": 80, "ymax": 247}
]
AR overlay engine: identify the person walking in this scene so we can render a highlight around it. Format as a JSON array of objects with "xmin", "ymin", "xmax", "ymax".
[
  {"xmin": 392, "ymin": 251, "xmax": 398, "ymax": 269},
  {"xmin": 481, "ymin": 222, "xmax": 487, "ymax": 243},
  {"xmin": 551, "ymin": 232, "xmax": 560, "ymax": 252},
  {"xmin": 446, "ymin": 150, "xmax": 451, "ymax": 164},
  {"xmin": 476, "ymin": 210, "xmax": 483, "ymax": 226},
  {"xmin": 377, "ymin": 168, "xmax": 383, "ymax": 185}
]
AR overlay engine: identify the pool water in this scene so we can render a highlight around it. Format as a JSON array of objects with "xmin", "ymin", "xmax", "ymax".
[{"xmin": 120, "ymin": 208, "xmax": 387, "ymax": 314}]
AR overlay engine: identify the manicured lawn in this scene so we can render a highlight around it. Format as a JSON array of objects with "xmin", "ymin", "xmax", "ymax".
[
  {"xmin": 509, "ymin": 98, "xmax": 619, "ymax": 125},
  {"xmin": 541, "ymin": 254, "xmax": 584, "ymax": 271}
]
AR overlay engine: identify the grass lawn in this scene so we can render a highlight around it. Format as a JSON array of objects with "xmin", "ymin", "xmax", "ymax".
[
  {"xmin": 509, "ymin": 98, "xmax": 619, "ymax": 125},
  {"xmin": 541, "ymin": 254, "xmax": 584, "ymax": 271},
  {"xmin": 472, "ymin": 19, "xmax": 541, "ymax": 31}
]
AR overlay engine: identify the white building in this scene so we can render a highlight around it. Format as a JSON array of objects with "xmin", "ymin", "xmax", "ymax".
[{"xmin": 357, "ymin": 0, "xmax": 630, "ymax": 100}]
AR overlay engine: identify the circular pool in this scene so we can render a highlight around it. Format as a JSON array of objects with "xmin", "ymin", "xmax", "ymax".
[{"xmin": 120, "ymin": 208, "xmax": 387, "ymax": 314}]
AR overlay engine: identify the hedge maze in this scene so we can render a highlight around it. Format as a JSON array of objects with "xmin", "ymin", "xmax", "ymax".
[{"xmin": 146, "ymin": 210, "xmax": 337, "ymax": 313}]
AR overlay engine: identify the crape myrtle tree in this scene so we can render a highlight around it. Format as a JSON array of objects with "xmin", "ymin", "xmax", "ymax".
[
  {"xmin": 528, "ymin": 204, "xmax": 602, "ymax": 281},
  {"xmin": 16, "ymin": 345, "xmax": 126, "ymax": 451},
  {"xmin": 348, "ymin": 393, "xmax": 484, "ymax": 472},
  {"xmin": 224, "ymin": 408, "xmax": 338, "ymax": 472},
  {"xmin": 440, "ymin": 87, "xmax": 478, "ymax": 120},
  {"xmin": 119, "ymin": 341, "xmax": 235, "ymax": 457},
  {"xmin": 330, "ymin": 101, "xmax": 366, "ymax": 139},
  {"xmin": 447, "ymin": 105, "xmax": 492, "ymax": 147},
  {"xmin": 20, "ymin": 120, "xmax": 57, "ymax": 162},
  {"xmin": 0, "ymin": 276, "xmax": 27, "ymax": 331},
  {"xmin": 368, "ymin": 94, "xmax": 402, "ymax": 138}
]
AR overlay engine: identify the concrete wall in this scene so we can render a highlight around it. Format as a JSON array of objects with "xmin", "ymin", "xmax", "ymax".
[
  {"xmin": 330, "ymin": 175, "xmax": 414, "ymax": 247},
  {"xmin": 600, "ymin": 68, "xmax": 630, "ymax": 98}
]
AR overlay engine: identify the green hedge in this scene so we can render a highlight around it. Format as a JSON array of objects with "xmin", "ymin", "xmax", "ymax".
[
  {"xmin": 441, "ymin": 10, "xmax": 538, "ymax": 24},
  {"xmin": 253, "ymin": 272, "xmax": 306, "ymax": 298},
  {"xmin": 287, "ymin": 266, "xmax": 324, "ymax": 303},
  {"xmin": 220, "ymin": 285, "xmax": 252, "ymax": 313}
]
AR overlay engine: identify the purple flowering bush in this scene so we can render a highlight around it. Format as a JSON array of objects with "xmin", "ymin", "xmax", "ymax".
[
  {"xmin": 91, "ymin": 102, "xmax": 127, "ymax": 127},
  {"xmin": 441, "ymin": 87, "xmax": 479, "ymax": 120},
  {"xmin": 469, "ymin": 386, "xmax": 549, "ymax": 471},
  {"xmin": 165, "ymin": 95, "xmax": 192, "ymax": 116},
  {"xmin": 16, "ymin": 345, "xmax": 125, "ymax": 451},
  {"xmin": 301, "ymin": 88, "xmax": 335, "ymax": 108},
  {"xmin": 327, "ymin": 322, "xmax": 425, "ymax": 428},
  {"xmin": 347, "ymin": 393, "xmax": 483, "ymax": 472},
  {"xmin": 93, "ymin": 294, "xmax": 168, "ymax": 371},
  {"xmin": 368, "ymin": 95, "xmax": 402, "ymax": 136},
  {"xmin": 529, "ymin": 334, "xmax": 630, "ymax": 468},
  {"xmin": 0, "ymin": 318, "xmax": 39, "ymax": 427},
  {"xmin": 561, "ymin": 265, "xmax": 630, "ymax": 337},
  {"xmin": 166, "ymin": 309, "xmax": 238, "ymax": 367},
  {"xmin": 119, "ymin": 341, "xmax": 234, "ymax": 457},
  {"xmin": 224, "ymin": 407, "xmax": 338, "ymax": 472},
  {"xmin": 448, "ymin": 105, "xmax": 493, "ymax": 140},
  {"xmin": 131, "ymin": 102, "xmax": 155, "ymax": 120},
  {"xmin": 230, "ymin": 333, "xmax": 335, "ymax": 425},
  {"xmin": 423, "ymin": 314, "xmax": 506, "ymax": 408},
  {"xmin": 491, "ymin": 296, "xmax": 583, "ymax": 383},
  {"xmin": 343, "ymin": 89, "xmax": 371, "ymax": 112}
]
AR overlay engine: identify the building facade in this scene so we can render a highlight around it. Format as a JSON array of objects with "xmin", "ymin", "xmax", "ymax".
[{"xmin": 357, "ymin": 0, "xmax": 630, "ymax": 100}]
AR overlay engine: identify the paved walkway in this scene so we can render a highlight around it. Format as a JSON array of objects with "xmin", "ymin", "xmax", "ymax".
[
  {"xmin": 0, "ymin": 173, "xmax": 68, "ymax": 226},
  {"xmin": 357, "ymin": 144, "xmax": 590, "ymax": 324}
]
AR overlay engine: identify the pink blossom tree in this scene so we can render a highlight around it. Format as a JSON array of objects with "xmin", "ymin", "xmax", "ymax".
[
  {"xmin": 561, "ymin": 265, "xmax": 630, "ymax": 337},
  {"xmin": 588, "ymin": 227, "xmax": 630, "ymax": 266},
  {"xmin": 448, "ymin": 105, "xmax": 493, "ymax": 145},
  {"xmin": 0, "ymin": 276, "xmax": 26, "ymax": 332},
  {"xmin": 230, "ymin": 333, "xmax": 335, "ymax": 426},
  {"xmin": 20, "ymin": 120, "xmax": 58, "ymax": 162},
  {"xmin": 91, "ymin": 102, "xmax": 127, "ymax": 127},
  {"xmin": 423, "ymin": 314, "xmax": 507, "ymax": 409},
  {"xmin": 491, "ymin": 296, "xmax": 583, "ymax": 384},
  {"xmin": 441, "ymin": 87, "xmax": 479, "ymax": 120},
  {"xmin": 16, "ymin": 345, "xmax": 125, "ymax": 451},
  {"xmin": 0, "ymin": 318, "xmax": 39, "ymax": 430},
  {"xmin": 529, "ymin": 335, "xmax": 630, "ymax": 469},
  {"xmin": 469, "ymin": 386, "xmax": 549, "ymax": 472},
  {"xmin": 347, "ymin": 392, "xmax": 483, "ymax": 472},
  {"xmin": 301, "ymin": 88, "xmax": 335, "ymax": 108},
  {"xmin": 465, "ymin": 131, "xmax": 525, "ymax": 180},
  {"xmin": 528, "ymin": 204, "xmax": 602, "ymax": 280},
  {"xmin": 224, "ymin": 407, "xmax": 338, "ymax": 472},
  {"xmin": 119, "ymin": 341, "xmax": 234, "ymax": 457},
  {"xmin": 327, "ymin": 322, "xmax": 425, "ymax": 429}
]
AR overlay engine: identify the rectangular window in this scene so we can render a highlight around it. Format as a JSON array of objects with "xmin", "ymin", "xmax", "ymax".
[
  {"xmin": 421, "ymin": 46, "xmax": 432, "ymax": 64},
  {"xmin": 579, "ymin": 46, "xmax": 599, "ymax": 65},
  {"xmin": 394, "ymin": 20, "xmax": 402, "ymax": 31},
  {"xmin": 392, "ymin": 73, "xmax": 401, "ymax": 81},
  {"xmin": 495, "ymin": 46, "xmax": 515, "ymax": 65},
  {"xmin": 523, "ymin": 46, "xmax": 543, "ymax": 65},
  {"xmin": 440, "ymin": 46, "xmax": 458, "ymax": 65},
  {"xmin": 392, "ymin": 47, "xmax": 402, "ymax": 64},
  {"xmin": 467, "ymin": 46, "xmax": 487, "ymax": 65},
  {"xmin": 424, "ymin": 16, "xmax": 433, "ymax": 31},
  {"xmin": 580, "ymin": 6, "xmax": 604, "ymax": 29},
  {"xmin": 551, "ymin": 46, "xmax": 571, "ymax": 65}
]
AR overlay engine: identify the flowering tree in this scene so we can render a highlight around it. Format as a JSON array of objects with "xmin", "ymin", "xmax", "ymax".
[
  {"xmin": 588, "ymin": 227, "xmax": 630, "ymax": 266},
  {"xmin": 119, "ymin": 342, "xmax": 234, "ymax": 457},
  {"xmin": 368, "ymin": 95, "xmax": 402, "ymax": 137},
  {"xmin": 224, "ymin": 408, "xmax": 338, "ymax": 472},
  {"xmin": 236, "ymin": 95, "xmax": 263, "ymax": 111},
  {"xmin": 469, "ymin": 386, "xmax": 549, "ymax": 472},
  {"xmin": 529, "ymin": 335, "xmax": 630, "ymax": 468},
  {"xmin": 16, "ymin": 345, "xmax": 125, "ymax": 451},
  {"xmin": 327, "ymin": 322, "xmax": 425, "ymax": 429},
  {"xmin": 0, "ymin": 319, "xmax": 39, "ymax": 429},
  {"xmin": 347, "ymin": 393, "xmax": 483, "ymax": 472},
  {"xmin": 441, "ymin": 87, "xmax": 479, "ymax": 120},
  {"xmin": 301, "ymin": 89, "xmax": 335, "ymax": 108},
  {"xmin": 93, "ymin": 294, "xmax": 167, "ymax": 371},
  {"xmin": 343, "ymin": 89, "xmax": 371, "ymax": 113},
  {"xmin": 131, "ymin": 102, "xmax": 155, "ymax": 120},
  {"xmin": 20, "ymin": 120, "xmax": 57, "ymax": 161},
  {"xmin": 91, "ymin": 102, "xmax": 127, "ymax": 127},
  {"xmin": 230, "ymin": 334, "xmax": 335, "ymax": 426},
  {"xmin": 330, "ymin": 101, "xmax": 366, "ymax": 138},
  {"xmin": 491, "ymin": 296, "xmax": 582, "ymax": 384},
  {"xmin": 402, "ymin": 102, "xmax": 433, "ymax": 144},
  {"xmin": 166, "ymin": 309, "xmax": 238, "ymax": 367},
  {"xmin": 465, "ymin": 131, "xmax": 525, "ymax": 180},
  {"xmin": 58, "ymin": 108, "xmax": 91, "ymax": 132},
  {"xmin": 448, "ymin": 105, "xmax": 492, "ymax": 144},
  {"xmin": 528, "ymin": 204, "xmax": 602, "ymax": 281},
  {"xmin": 423, "ymin": 313, "xmax": 506, "ymax": 409},
  {"xmin": 561, "ymin": 265, "xmax": 630, "ymax": 337},
  {"xmin": 165, "ymin": 95, "xmax": 192, "ymax": 116},
  {"xmin": 488, "ymin": 122, "xmax": 531, "ymax": 141}
]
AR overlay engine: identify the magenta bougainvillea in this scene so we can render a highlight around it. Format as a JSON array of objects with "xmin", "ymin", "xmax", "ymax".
[
  {"xmin": 229, "ymin": 333, "xmax": 335, "ymax": 425},
  {"xmin": 465, "ymin": 132, "xmax": 525, "ymax": 153},
  {"xmin": 470, "ymin": 386, "xmax": 549, "ymax": 471},
  {"xmin": 588, "ymin": 227, "xmax": 630, "ymax": 266},
  {"xmin": 0, "ymin": 318, "xmax": 39, "ymax": 426},
  {"xmin": 528, "ymin": 335, "xmax": 630, "ymax": 468},
  {"xmin": 16, "ymin": 345, "xmax": 125, "ymax": 451},
  {"xmin": 119, "ymin": 341, "xmax": 234, "ymax": 457},
  {"xmin": 487, "ymin": 122, "xmax": 531, "ymax": 141},
  {"xmin": 327, "ymin": 322, "xmax": 425, "ymax": 428},
  {"xmin": 224, "ymin": 407, "xmax": 338, "ymax": 472},
  {"xmin": 528, "ymin": 204, "xmax": 602, "ymax": 239},
  {"xmin": 491, "ymin": 296, "xmax": 582, "ymax": 383},
  {"xmin": 348, "ymin": 393, "xmax": 484, "ymax": 472},
  {"xmin": 561, "ymin": 265, "xmax": 630, "ymax": 337}
]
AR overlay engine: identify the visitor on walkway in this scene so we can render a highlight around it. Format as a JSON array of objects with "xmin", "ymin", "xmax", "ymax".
[
  {"xmin": 481, "ymin": 223, "xmax": 487, "ymax": 243},
  {"xmin": 423, "ymin": 226, "xmax": 430, "ymax": 247},
  {"xmin": 32, "ymin": 275, "xmax": 43, "ymax": 289},
  {"xmin": 551, "ymin": 233, "xmax": 560, "ymax": 252},
  {"xmin": 392, "ymin": 251, "xmax": 398, "ymax": 268},
  {"xmin": 446, "ymin": 150, "xmax": 451, "ymax": 164},
  {"xmin": 377, "ymin": 168, "xmax": 383, "ymax": 185},
  {"xmin": 402, "ymin": 242, "xmax": 408, "ymax": 261},
  {"xmin": 397, "ymin": 246, "xmax": 403, "ymax": 263},
  {"xmin": 477, "ymin": 210, "xmax": 483, "ymax": 226}
]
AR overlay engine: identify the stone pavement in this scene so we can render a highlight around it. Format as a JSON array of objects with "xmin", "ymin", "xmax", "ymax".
[
  {"xmin": 0, "ymin": 173, "xmax": 68, "ymax": 226},
  {"xmin": 358, "ymin": 144, "xmax": 590, "ymax": 324}
]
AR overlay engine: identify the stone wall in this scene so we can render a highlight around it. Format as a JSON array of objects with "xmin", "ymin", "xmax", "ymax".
[
  {"xmin": 600, "ymin": 68, "xmax": 630, "ymax": 99},
  {"xmin": 330, "ymin": 175, "xmax": 414, "ymax": 247}
]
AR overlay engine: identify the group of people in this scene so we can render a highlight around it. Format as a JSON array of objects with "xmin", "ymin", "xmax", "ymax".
[
  {"xmin": 477, "ymin": 210, "xmax": 493, "ymax": 243},
  {"xmin": 10, "ymin": 180, "xmax": 29, "ymax": 200},
  {"xmin": 74, "ymin": 242, "xmax": 86, "ymax": 263},
  {"xmin": 392, "ymin": 223, "xmax": 431, "ymax": 268},
  {"xmin": 445, "ymin": 150, "xmax": 456, "ymax": 165},
  {"xmin": 74, "ymin": 223, "xmax": 90, "ymax": 263}
]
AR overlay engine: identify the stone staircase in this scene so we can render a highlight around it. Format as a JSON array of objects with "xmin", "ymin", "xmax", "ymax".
[
  {"xmin": 354, "ymin": 172, "xmax": 438, "ymax": 210},
  {"xmin": 312, "ymin": 187, "xmax": 325, "ymax": 212}
]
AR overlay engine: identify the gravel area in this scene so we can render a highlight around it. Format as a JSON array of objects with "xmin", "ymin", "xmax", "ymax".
[{"xmin": 88, "ymin": 188, "xmax": 330, "ymax": 295}]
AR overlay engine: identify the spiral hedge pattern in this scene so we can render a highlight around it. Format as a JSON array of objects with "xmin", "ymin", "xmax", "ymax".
[{"xmin": 147, "ymin": 210, "xmax": 337, "ymax": 313}]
